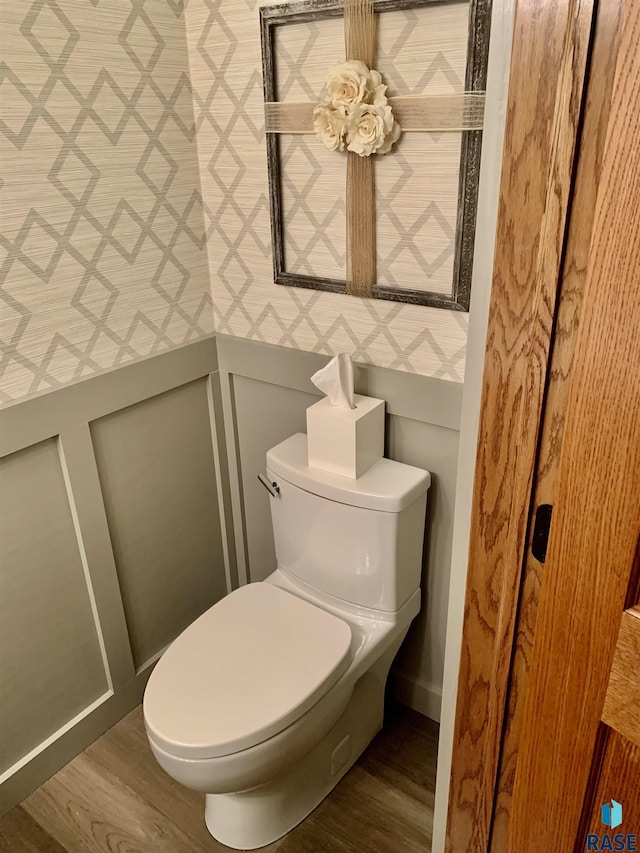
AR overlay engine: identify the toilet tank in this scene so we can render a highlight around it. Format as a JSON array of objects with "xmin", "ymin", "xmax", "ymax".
[{"xmin": 265, "ymin": 434, "xmax": 430, "ymax": 612}]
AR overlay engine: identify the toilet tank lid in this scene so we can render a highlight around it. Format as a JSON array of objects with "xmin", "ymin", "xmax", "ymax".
[{"xmin": 267, "ymin": 433, "xmax": 431, "ymax": 512}]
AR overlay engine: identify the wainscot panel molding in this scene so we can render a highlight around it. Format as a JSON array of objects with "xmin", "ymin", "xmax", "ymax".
[
  {"xmin": 0, "ymin": 338, "xmax": 219, "ymax": 457},
  {"xmin": 0, "ymin": 338, "xmax": 230, "ymax": 816},
  {"xmin": 216, "ymin": 335, "xmax": 462, "ymax": 431},
  {"xmin": 0, "ymin": 439, "xmax": 109, "ymax": 773},
  {"xmin": 1, "ymin": 333, "xmax": 461, "ymax": 814},
  {"xmin": 216, "ymin": 335, "xmax": 462, "ymax": 721},
  {"xmin": 91, "ymin": 379, "xmax": 227, "ymax": 671}
]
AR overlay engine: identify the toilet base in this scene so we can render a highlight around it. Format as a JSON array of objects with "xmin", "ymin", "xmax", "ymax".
[{"xmin": 204, "ymin": 666, "xmax": 388, "ymax": 849}]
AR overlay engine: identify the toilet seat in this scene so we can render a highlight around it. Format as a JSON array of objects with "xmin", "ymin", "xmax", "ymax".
[{"xmin": 143, "ymin": 583, "xmax": 352, "ymax": 760}]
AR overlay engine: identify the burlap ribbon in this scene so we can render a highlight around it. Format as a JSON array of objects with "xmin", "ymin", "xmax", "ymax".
[
  {"xmin": 344, "ymin": 0, "xmax": 377, "ymax": 295},
  {"xmin": 264, "ymin": 0, "xmax": 486, "ymax": 297},
  {"xmin": 264, "ymin": 95, "xmax": 486, "ymax": 134}
]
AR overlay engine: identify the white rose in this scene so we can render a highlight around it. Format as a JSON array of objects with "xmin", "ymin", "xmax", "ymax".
[
  {"xmin": 377, "ymin": 117, "xmax": 401, "ymax": 154},
  {"xmin": 345, "ymin": 100, "xmax": 400, "ymax": 156},
  {"xmin": 326, "ymin": 60, "xmax": 371, "ymax": 107},
  {"xmin": 370, "ymin": 84, "xmax": 400, "ymax": 153},
  {"xmin": 367, "ymin": 69, "xmax": 383, "ymax": 91},
  {"xmin": 313, "ymin": 101, "xmax": 347, "ymax": 151},
  {"xmin": 372, "ymin": 82, "xmax": 388, "ymax": 106}
]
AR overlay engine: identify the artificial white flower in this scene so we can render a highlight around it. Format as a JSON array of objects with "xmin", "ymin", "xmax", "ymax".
[
  {"xmin": 316, "ymin": 62, "xmax": 401, "ymax": 155},
  {"xmin": 345, "ymin": 100, "xmax": 399, "ymax": 156},
  {"xmin": 377, "ymin": 116, "xmax": 401, "ymax": 154},
  {"xmin": 313, "ymin": 101, "xmax": 347, "ymax": 151},
  {"xmin": 325, "ymin": 60, "xmax": 371, "ymax": 107},
  {"xmin": 367, "ymin": 68, "xmax": 383, "ymax": 91},
  {"xmin": 372, "ymin": 82, "xmax": 388, "ymax": 106}
]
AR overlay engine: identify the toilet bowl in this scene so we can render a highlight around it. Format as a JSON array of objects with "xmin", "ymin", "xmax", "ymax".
[{"xmin": 143, "ymin": 433, "xmax": 430, "ymax": 849}]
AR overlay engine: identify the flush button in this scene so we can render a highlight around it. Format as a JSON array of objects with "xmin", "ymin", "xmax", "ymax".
[{"xmin": 331, "ymin": 735, "xmax": 352, "ymax": 776}]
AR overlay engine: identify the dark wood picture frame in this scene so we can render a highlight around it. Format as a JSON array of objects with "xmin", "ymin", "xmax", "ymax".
[{"xmin": 260, "ymin": 0, "xmax": 491, "ymax": 311}]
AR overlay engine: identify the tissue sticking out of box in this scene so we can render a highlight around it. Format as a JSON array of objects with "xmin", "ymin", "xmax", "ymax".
[
  {"xmin": 307, "ymin": 352, "xmax": 385, "ymax": 478},
  {"xmin": 310, "ymin": 353, "xmax": 355, "ymax": 409}
]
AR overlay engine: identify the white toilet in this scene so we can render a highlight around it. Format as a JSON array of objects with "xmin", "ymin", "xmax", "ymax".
[{"xmin": 143, "ymin": 432, "xmax": 430, "ymax": 850}]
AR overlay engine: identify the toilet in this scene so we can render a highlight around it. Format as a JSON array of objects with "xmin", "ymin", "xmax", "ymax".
[{"xmin": 143, "ymin": 432, "xmax": 430, "ymax": 850}]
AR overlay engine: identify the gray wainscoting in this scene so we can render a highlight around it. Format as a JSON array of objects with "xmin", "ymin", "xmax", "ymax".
[
  {"xmin": 0, "ymin": 439, "xmax": 109, "ymax": 772},
  {"xmin": 216, "ymin": 335, "xmax": 462, "ymax": 722},
  {"xmin": 91, "ymin": 380, "xmax": 226, "ymax": 671},
  {"xmin": 0, "ymin": 338, "xmax": 228, "ymax": 814},
  {"xmin": 0, "ymin": 333, "xmax": 462, "ymax": 813}
]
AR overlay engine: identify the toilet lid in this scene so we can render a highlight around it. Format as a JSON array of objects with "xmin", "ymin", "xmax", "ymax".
[{"xmin": 143, "ymin": 583, "xmax": 352, "ymax": 759}]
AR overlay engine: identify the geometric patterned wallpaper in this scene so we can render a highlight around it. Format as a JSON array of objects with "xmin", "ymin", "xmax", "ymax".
[
  {"xmin": 186, "ymin": 0, "xmax": 469, "ymax": 381},
  {"xmin": 0, "ymin": 0, "xmax": 471, "ymax": 406},
  {"xmin": 0, "ymin": 0, "xmax": 213, "ymax": 404}
]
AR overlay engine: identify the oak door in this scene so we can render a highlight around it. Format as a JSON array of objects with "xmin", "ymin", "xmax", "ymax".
[
  {"xmin": 504, "ymin": 0, "xmax": 640, "ymax": 847},
  {"xmin": 446, "ymin": 0, "xmax": 640, "ymax": 849},
  {"xmin": 500, "ymin": 3, "xmax": 640, "ymax": 851}
]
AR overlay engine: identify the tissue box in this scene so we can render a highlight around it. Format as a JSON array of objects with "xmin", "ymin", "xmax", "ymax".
[{"xmin": 306, "ymin": 394, "xmax": 385, "ymax": 478}]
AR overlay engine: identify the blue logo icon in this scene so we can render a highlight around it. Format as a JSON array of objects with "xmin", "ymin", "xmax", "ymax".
[
  {"xmin": 602, "ymin": 800, "xmax": 623, "ymax": 830},
  {"xmin": 588, "ymin": 799, "xmax": 636, "ymax": 851}
]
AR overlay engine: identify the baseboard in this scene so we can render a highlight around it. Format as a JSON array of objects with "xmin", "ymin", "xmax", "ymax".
[
  {"xmin": 392, "ymin": 672, "xmax": 442, "ymax": 722},
  {"xmin": 0, "ymin": 668, "xmax": 152, "ymax": 816}
]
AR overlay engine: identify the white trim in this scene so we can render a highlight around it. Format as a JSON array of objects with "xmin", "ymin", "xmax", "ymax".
[
  {"xmin": 219, "ymin": 369, "xmax": 250, "ymax": 587},
  {"xmin": 0, "ymin": 690, "xmax": 112, "ymax": 785},
  {"xmin": 57, "ymin": 433, "xmax": 113, "ymax": 694},
  {"xmin": 206, "ymin": 373, "xmax": 233, "ymax": 594},
  {"xmin": 431, "ymin": 0, "xmax": 516, "ymax": 849},
  {"xmin": 392, "ymin": 673, "xmax": 442, "ymax": 722},
  {"xmin": 135, "ymin": 643, "xmax": 170, "ymax": 677}
]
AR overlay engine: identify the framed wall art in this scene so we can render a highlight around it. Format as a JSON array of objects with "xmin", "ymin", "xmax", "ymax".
[{"xmin": 260, "ymin": 0, "xmax": 491, "ymax": 311}]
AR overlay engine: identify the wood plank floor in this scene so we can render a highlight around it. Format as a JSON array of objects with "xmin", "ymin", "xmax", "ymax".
[{"xmin": 0, "ymin": 702, "xmax": 437, "ymax": 853}]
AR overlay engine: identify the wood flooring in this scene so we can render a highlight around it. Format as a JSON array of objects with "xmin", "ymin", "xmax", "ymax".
[{"xmin": 0, "ymin": 701, "xmax": 437, "ymax": 853}]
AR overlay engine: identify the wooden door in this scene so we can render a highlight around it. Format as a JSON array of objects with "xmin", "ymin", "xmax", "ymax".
[
  {"xmin": 446, "ymin": 0, "xmax": 640, "ymax": 849},
  {"xmin": 446, "ymin": 0, "xmax": 603, "ymax": 845},
  {"xmin": 505, "ymin": 0, "xmax": 640, "ymax": 845}
]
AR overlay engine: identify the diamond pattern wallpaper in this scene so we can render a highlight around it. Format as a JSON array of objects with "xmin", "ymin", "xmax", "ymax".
[
  {"xmin": 1, "ymin": 0, "xmax": 472, "ymax": 405},
  {"xmin": 0, "ymin": 0, "xmax": 213, "ymax": 404},
  {"xmin": 186, "ymin": 0, "xmax": 469, "ymax": 380}
]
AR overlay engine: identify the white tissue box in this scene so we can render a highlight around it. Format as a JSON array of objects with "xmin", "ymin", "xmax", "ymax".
[{"xmin": 306, "ymin": 394, "xmax": 385, "ymax": 479}]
